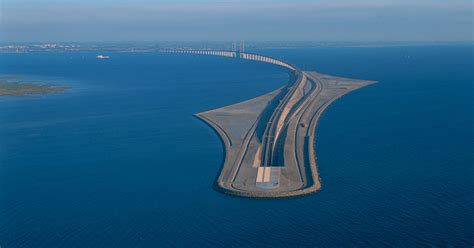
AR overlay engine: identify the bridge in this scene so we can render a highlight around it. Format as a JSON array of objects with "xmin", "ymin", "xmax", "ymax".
[
  {"xmin": 160, "ymin": 49, "xmax": 296, "ymax": 71},
  {"xmin": 162, "ymin": 44, "xmax": 376, "ymax": 198}
]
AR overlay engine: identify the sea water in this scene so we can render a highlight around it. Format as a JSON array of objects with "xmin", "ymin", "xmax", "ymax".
[{"xmin": 0, "ymin": 45, "xmax": 472, "ymax": 247}]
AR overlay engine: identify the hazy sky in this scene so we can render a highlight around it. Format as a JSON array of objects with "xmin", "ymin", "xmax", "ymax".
[{"xmin": 0, "ymin": 0, "xmax": 472, "ymax": 42}]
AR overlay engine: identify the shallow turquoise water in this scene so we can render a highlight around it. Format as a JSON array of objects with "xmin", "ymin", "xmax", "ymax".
[{"xmin": 0, "ymin": 46, "xmax": 472, "ymax": 247}]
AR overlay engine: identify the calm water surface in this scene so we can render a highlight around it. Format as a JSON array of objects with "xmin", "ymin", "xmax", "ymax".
[{"xmin": 0, "ymin": 46, "xmax": 472, "ymax": 247}]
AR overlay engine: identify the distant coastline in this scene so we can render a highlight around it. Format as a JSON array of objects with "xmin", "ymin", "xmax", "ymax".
[{"xmin": 1, "ymin": 41, "xmax": 472, "ymax": 54}]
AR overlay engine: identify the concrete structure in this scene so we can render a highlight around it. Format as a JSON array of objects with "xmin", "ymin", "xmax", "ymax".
[{"xmin": 162, "ymin": 48, "xmax": 376, "ymax": 198}]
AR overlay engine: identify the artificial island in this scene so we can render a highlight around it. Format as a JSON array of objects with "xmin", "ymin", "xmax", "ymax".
[{"xmin": 165, "ymin": 44, "xmax": 376, "ymax": 198}]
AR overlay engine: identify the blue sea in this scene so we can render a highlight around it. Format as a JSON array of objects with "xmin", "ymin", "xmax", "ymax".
[{"xmin": 0, "ymin": 45, "xmax": 472, "ymax": 247}]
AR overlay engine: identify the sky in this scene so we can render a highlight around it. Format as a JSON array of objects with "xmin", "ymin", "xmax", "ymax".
[{"xmin": 0, "ymin": 0, "xmax": 472, "ymax": 42}]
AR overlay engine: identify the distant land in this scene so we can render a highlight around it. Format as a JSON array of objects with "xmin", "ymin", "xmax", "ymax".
[
  {"xmin": 0, "ymin": 41, "xmax": 472, "ymax": 53},
  {"xmin": 0, "ymin": 77, "xmax": 68, "ymax": 96}
]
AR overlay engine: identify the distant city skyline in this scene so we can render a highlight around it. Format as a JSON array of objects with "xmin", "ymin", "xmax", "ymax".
[{"xmin": 1, "ymin": 0, "xmax": 472, "ymax": 42}]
